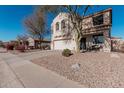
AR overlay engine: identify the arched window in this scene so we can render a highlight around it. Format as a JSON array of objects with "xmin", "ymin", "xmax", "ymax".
[
  {"xmin": 61, "ymin": 20, "xmax": 66, "ymax": 29},
  {"xmin": 56, "ymin": 22, "xmax": 59, "ymax": 31}
]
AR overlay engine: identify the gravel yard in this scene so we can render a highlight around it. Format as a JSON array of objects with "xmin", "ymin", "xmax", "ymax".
[{"xmin": 31, "ymin": 51, "xmax": 124, "ymax": 88}]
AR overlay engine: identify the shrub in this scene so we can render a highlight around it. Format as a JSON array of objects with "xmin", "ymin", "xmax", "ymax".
[
  {"xmin": 62, "ymin": 49, "xmax": 72, "ymax": 57},
  {"xmin": 6, "ymin": 44, "xmax": 14, "ymax": 50}
]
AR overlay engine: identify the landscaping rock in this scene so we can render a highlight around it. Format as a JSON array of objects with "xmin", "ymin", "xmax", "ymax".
[{"xmin": 71, "ymin": 63, "xmax": 81, "ymax": 71}]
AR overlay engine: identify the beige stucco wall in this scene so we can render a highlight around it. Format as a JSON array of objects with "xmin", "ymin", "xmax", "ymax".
[
  {"xmin": 82, "ymin": 10, "xmax": 111, "ymax": 30},
  {"xmin": 51, "ymin": 13, "xmax": 76, "ymax": 50}
]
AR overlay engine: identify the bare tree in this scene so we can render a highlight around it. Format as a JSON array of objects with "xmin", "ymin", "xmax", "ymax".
[
  {"xmin": 63, "ymin": 5, "xmax": 91, "ymax": 52},
  {"xmin": 24, "ymin": 11, "xmax": 46, "ymax": 49},
  {"xmin": 17, "ymin": 34, "xmax": 28, "ymax": 42}
]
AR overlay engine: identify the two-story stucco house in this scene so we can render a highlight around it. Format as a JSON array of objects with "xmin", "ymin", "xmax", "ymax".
[{"xmin": 51, "ymin": 8, "xmax": 112, "ymax": 52}]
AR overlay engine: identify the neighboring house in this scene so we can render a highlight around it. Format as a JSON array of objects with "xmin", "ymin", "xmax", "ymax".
[
  {"xmin": 51, "ymin": 8, "xmax": 112, "ymax": 52},
  {"xmin": 27, "ymin": 37, "xmax": 51, "ymax": 49},
  {"xmin": 111, "ymin": 37, "xmax": 124, "ymax": 52}
]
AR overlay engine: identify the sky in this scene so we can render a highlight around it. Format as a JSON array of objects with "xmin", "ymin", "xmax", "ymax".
[{"xmin": 0, "ymin": 5, "xmax": 124, "ymax": 42}]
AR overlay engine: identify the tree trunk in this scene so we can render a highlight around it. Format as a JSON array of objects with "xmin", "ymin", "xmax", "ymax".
[
  {"xmin": 74, "ymin": 30, "xmax": 82, "ymax": 53},
  {"xmin": 39, "ymin": 36, "xmax": 42, "ymax": 50},
  {"xmin": 39, "ymin": 41, "xmax": 42, "ymax": 49},
  {"xmin": 75, "ymin": 38, "xmax": 81, "ymax": 53}
]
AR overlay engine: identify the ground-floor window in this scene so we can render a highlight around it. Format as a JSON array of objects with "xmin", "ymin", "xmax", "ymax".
[{"xmin": 93, "ymin": 34, "xmax": 104, "ymax": 44}]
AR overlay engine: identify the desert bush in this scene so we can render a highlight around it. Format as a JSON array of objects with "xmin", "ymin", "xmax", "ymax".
[
  {"xmin": 62, "ymin": 49, "xmax": 72, "ymax": 57},
  {"xmin": 6, "ymin": 44, "xmax": 14, "ymax": 50}
]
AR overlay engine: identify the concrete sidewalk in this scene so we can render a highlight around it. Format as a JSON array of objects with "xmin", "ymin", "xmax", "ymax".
[
  {"xmin": 0, "ymin": 59, "xmax": 23, "ymax": 88},
  {"xmin": 0, "ymin": 52, "xmax": 83, "ymax": 88}
]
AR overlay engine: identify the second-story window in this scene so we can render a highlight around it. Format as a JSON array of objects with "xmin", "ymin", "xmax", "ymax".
[
  {"xmin": 56, "ymin": 22, "xmax": 59, "ymax": 31},
  {"xmin": 61, "ymin": 20, "xmax": 66, "ymax": 30},
  {"xmin": 93, "ymin": 14, "xmax": 103, "ymax": 26}
]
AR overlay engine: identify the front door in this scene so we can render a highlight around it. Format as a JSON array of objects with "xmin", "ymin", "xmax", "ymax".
[{"xmin": 80, "ymin": 38, "xmax": 86, "ymax": 50}]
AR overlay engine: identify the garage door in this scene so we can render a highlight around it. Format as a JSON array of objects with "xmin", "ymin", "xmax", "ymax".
[{"xmin": 54, "ymin": 40, "xmax": 73, "ymax": 50}]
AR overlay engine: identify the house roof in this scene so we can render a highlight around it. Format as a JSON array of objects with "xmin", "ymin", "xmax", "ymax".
[
  {"xmin": 83, "ymin": 8, "xmax": 112, "ymax": 19},
  {"xmin": 51, "ymin": 12, "xmax": 69, "ymax": 26},
  {"xmin": 34, "ymin": 39, "xmax": 51, "ymax": 42},
  {"xmin": 10, "ymin": 40, "xmax": 18, "ymax": 42},
  {"xmin": 52, "ymin": 8, "xmax": 112, "ymax": 21},
  {"xmin": 28, "ymin": 37, "xmax": 51, "ymax": 42},
  {"xmin": 111, "ymin": 36, "xmax": 122, "ymax": 40}
]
